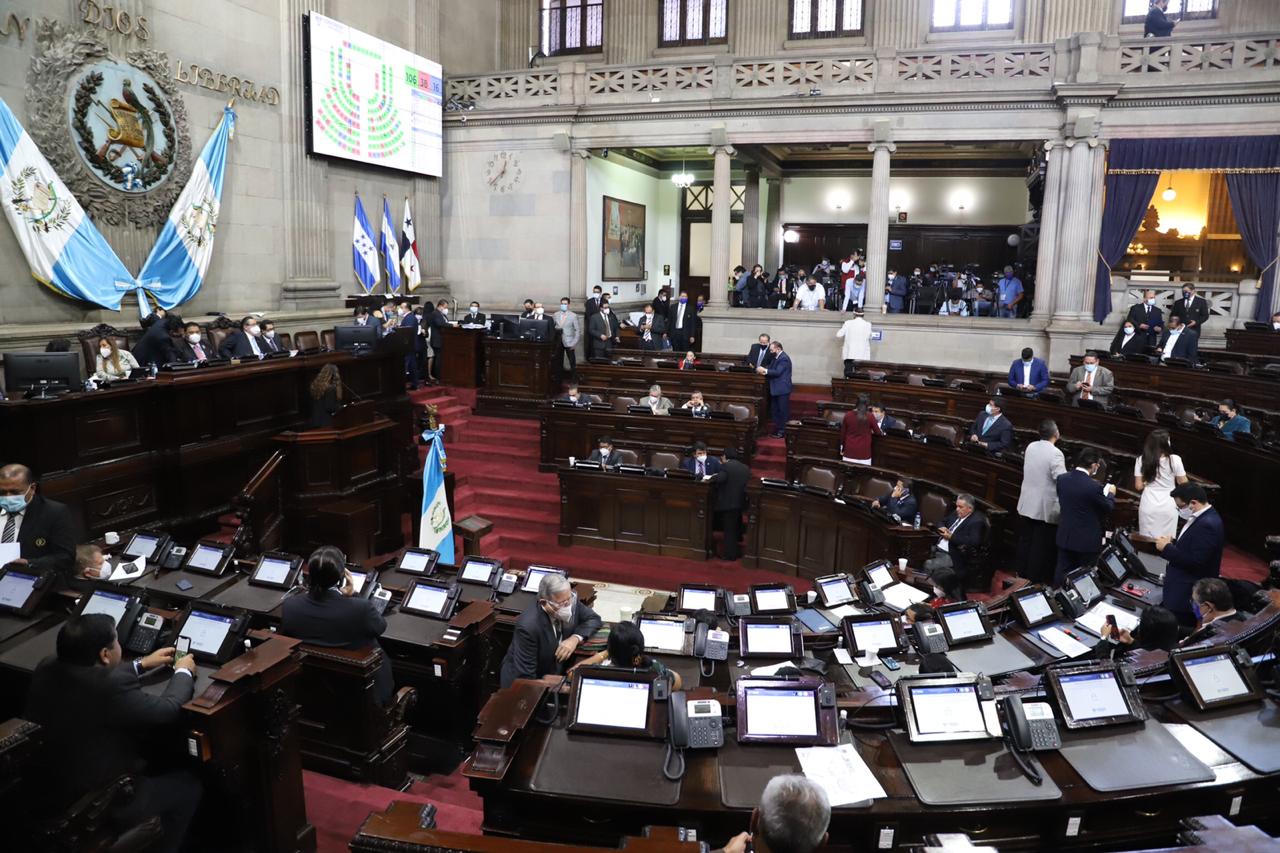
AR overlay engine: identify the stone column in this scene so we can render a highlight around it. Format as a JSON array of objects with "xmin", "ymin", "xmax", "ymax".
[
  {"xmin": 763, "ymin": 177, "xmax": 782, "ymax": 273},
  {"xmin": 1032, "ymin": 139, "xmax": 1067, "ymax": 318},
  {"xmin": 279, "ymin": 0, "xmax": 338, "ymax": 309},
  {"xmin": 864, "ymin": 141, "xmax": 896, "ymax": 311},
  {"xmin": 569, "ymin": 149, "xmax": 591, "ymax": 298},
  {"xmin": 741, "ymin": 168, "xmax": 761, "ymax": 268},
  {"xmin": 1050, "ymin": 135, "xmax": 1105, "ymax": 323},
  {"xmin": 708, "ymin": 144, "xmax": 735, "ymax": 306},
  {"xmin": 604, "ymin": 0, "xmax": 649, "ymax": 65}
]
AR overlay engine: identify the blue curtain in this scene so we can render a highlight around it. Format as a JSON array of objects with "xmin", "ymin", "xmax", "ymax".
[
  {"xmin": 1093, "ymin": 172, "xmax": 1160, "ymax": 323},
  {"xmin": 1225, "ymin": 173, "xmax": 1280, "ymax": 322}
]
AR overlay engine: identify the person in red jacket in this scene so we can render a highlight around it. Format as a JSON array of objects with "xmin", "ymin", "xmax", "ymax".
[{"xmin": 839, "ymin": 393, "xmax": 881, "ymax": 465}]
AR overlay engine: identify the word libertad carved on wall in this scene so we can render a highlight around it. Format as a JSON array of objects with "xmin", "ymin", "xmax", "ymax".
[{"xmin": 174, "ymin": 61, "xmax": 281, "ymax": 107}]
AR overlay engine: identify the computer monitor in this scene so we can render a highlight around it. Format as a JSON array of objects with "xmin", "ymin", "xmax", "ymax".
[
  {"xmin": 736, "ymin": 677, "xmax": 839, "ymax": 745},
  {"xmin": 936, "ymin": 602, "xmax": 994, "ymax": 646},
  {"xmin": 814, "ymin": 574, "xmax": 855, "ymax": 608},
  {"xmin": 489, "ymin": 314, "xmax": 520, "ymax": 338},
  {"xmin": 333, "ymin": 324, "xmax": 379, "ymax": 351},
  {"xmin": 517, "ymin": 316, "xmax": 554, "ymax": 341},
  {"xmin": 522, "ymin": 565, "xmax": 565, "ymax": 593},
  {"xmin": 897, "ymin": 676, "xmax": 995, "ymax": 743},
  {"xmin": 739, "ymin": 617, "xmax": 803, "ymax": 658},
  {"xmin": 401, "ymin": 579, "xmax": 459, "ymax": 619},
  {"xmin": 864, "ymin": 561, "xmax": 895, "ymax": 590},
  {"xmin": 2, "ymin": 351, "xmax": 80, "ymax": 397},
  {"xmin": 1171, "ymin": 645, "xmax": 1265, "ymax": 711},
  {"xmin": 750, "ymin": 584, "xmax": 794, "ymax": 614},
  {"xmin": 637, "ymin": 615, "xmax": 688, "ymax": 654},
  {"xmin": 396, "ymin": 548, "xmax": 439, "ymax": 575},
  {"xmin": 1010, "ymin": 586, "xmax": 1059, "ymax": 629},
  {"xmin": 677, "ymin": 584, "xmax": 719, "ymax": 614},
  {"xmin": 841, "ymin": 614, "xmax": 904, "ymax": 655},
  {"xmin": 568, "ymin": 667, "xmax": 662, "ymax": 738},
  {"xmin": 1047, "ymin": 663, "xmax": 1147, "ymax": 729},
  {"xmin": 1067, "ymin": 568, "xmax": 1103, "ymax": 606}
]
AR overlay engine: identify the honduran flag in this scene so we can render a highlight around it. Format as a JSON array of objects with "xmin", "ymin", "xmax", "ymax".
[
  {"xmin": 0, "ymin": 96, "xmax": 135, "ymax": 311},
  {"xmin": 380, "ymin": 195, "xmax": 400, "ymax": 294},
  {"xmin": 352, "ymin": 192, "xmax": 378, "ymax": 293},
  {"xmin": 137, "ymin": 105, "xmax": 236, "ymax": 317},
  {"xmin": 418, "ymin": 426, "xmax": 455, "ymax": 564},
  {"xmin": 400, "ymin": 196, "xmax": 421, "ymax": 292}
]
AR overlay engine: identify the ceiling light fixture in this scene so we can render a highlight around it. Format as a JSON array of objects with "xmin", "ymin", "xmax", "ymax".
[
  {"xmin": 671, "ymin": 157, "xmax": 694, "ymax": 189},
  {"xmin": 1161, "ymin": 174, "xmax": 1177, "ymax": 202}
]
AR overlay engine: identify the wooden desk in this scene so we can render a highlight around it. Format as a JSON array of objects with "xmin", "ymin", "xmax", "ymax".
[
  {"xmin": 441, "ymin": 325, "xmax": 486, "ymax": 388},
  {"xmin": 540, "ymin": 407, "xmax": 759, "ymax": 468},
  {"xmin": 1226, "ymin": 327, "xmax": 1280, "ymax": 356},
  {"xmin": 1069, "ymin": 355, "xmax": 1280, "ymax": 412},
  {"xmin": 577, "ymin": 363, "xmax": 769, "ymax": 427},
  {"xmin": 476, "ymin": 337, "xmax": 563, "ymax": 417},
  {"xmin": 558, "ymin": 467, "xmax": 714, "ymax": 561}
]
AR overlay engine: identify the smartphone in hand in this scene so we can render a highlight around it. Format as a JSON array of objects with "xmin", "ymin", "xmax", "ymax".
[{"xmin": 175, "ymin": 636, "xmax": 192, "ymax": 661}]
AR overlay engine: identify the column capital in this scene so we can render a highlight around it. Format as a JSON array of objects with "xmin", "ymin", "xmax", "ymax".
[
  {"xmin": 569, "ymin": 148, "xmax": 592, "ymax": 160},
  {"xmin": 867, "ymin": 141, "xmax": 897, "ymax": 155},
  {"xmin": 707, "ymin": 144, "xmax": 736, "ymax": 157}
]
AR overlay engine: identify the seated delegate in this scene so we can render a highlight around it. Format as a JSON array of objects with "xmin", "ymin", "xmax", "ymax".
[
  {"xmin": 682, "ymin": 441, "xmax": 721, "ymax": 478},
  {"xmin": 922, "ymin": 493, "xmax": 988, "ymax": 583},
  {"xmin": 871, "ymin": 477, "xmax": 918, "ymax": 521},
  {"xmin": 574, "ymin": 620, "xmax": 682, "ymax": 690},
  {"xmin": 0, "ymin": 463, "xmax": 78, "ymax": 577},
  {"xmin": 499, "ymin": 572, "xmax": 602, "ymax": 688},
  {"xmin": 682, "ymin": 390, "xmax": 710, "ymax": 417},
  {"xmin": 93, "ymin": 337, "xmax": 141, "ymax": 381},
  {"xmin": 1196, "ymin": 398, "xmax": 1251, "ymax": 441},
  {"xmin": 714, "ymin": 774, "xmax": 830, "ymax": 853}
]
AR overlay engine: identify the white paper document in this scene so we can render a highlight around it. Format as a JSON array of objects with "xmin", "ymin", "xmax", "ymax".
[
  {"xmin": 881, "ymin": 582, "xmax": 929, "ymax": 611},
  {"xmin": 0, "ymin": 542, "xmax": 20, "ymax": 566},
  {"xmin": 826, "ymin": 603, "xmax": 866, "ymax": 622},
  {"xmin": 750, "ymin": 660, "xmax": 798, "ymax": 677},
  {"xmin": 1037, "ymin": 626, "xmax": 1091, "ymax": 659},
  {"xmin": 795, "ymin": 743, "xmax": 887, "ymax": 806},
  {"xmin": 108, "ymin": 556, "xmax": 146, "ymax": 581}
]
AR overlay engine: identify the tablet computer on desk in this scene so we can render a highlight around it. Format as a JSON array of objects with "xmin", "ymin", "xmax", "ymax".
[{"xmin": 735, "ymin": 676, "xmax": 839, "ymax": 746}]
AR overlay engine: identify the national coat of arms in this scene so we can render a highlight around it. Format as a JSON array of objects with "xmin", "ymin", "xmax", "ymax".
[
  {"xmin": 178, "ymin": 195, "xmax": 219, "ymax": 249},
  {"xmin": 68, "ymin": 60, "xmax": 176, "ymax": 194},
  {"xmin": 8, "ymin": 165, "xmax": 72, "ymax": 233}
]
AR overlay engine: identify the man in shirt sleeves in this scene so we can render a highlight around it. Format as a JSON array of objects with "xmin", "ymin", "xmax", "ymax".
[{"xmin": 499, "ymin": 573, "xmax": 602, "ymax": 687}]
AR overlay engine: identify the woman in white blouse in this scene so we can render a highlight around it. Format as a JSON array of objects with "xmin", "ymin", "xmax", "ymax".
[
  {"xmin": 94, "ymin": 337, "xmax": 140, "ymax": 382},
  {"xmin": 1133, "ymin": 429, "xmax": 1188, "ymax": 538}
]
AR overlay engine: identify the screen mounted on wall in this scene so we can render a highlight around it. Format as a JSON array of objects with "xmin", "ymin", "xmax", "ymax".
[{"xmin": 303, "ymin": 12, "xmax": 443, "ymax": 177}]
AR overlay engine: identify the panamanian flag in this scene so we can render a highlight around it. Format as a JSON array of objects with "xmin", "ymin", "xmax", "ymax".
[
  {"xmin": 380, "ymin": 195, "xmax": 400, "ymax": 294},
  {"xmin": 137, "ymin": 105, "xmax": 236, "ymax": 317},
  {"xmin": 419, "ymin": 426, "xmax": 455, "ymax": 563},
  {"xmin": 352, "ymin": 193, "xmax": 378, "ymax": 293},
  {"xmin": 0, "ymin": 96, "xmax": 136, "ymax": 310},
  {"xmin": 400, "ymin": 196, "xmax": 421, "ymax": 292}
]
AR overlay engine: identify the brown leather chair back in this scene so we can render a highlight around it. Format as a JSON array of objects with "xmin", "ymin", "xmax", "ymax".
[
  {"xmin": 919, "ymin": 492, "xmax": 950, "ymax": 526},
  {"xmin": 209, "ymin": 326, "xmax": 235, "ymax": 352},
  {"xmin": 321, "ymin": 329, "xmax": 336, "ymax": 350},
  {"xmin": 294, "ymin": 330, "xmax": 321, "ymax": 351},
  {"xmin": 725, "ymin": 404, "xmax": 750, "ymax": 421},
  {"xmin": 1207, "ymin": 360, "xmax": 1243, "ymax": 375},
  {"xmin": 801, "ymin": 467, "xmax": 838, "ymax": 493},
  {"xmin": 278, "ymin": 332, "xmax": 293, "ymax": 351},
  {"xmin": 612, "ymin": 449, "xmax": 640, "ymax": 466},
  {"xmin": 860, "ymin": 475, "xmax": 893, "ymax": 499},
  {"xmin": 1038, "ymin": 387, "xmax": 1066, "ymax": 404},
  {"xmin": 585, "ymin": 393, "xmax": 604, "ymax": 405},
  {"xmin": 1131, "ymin": 399, "xmax": 1159, "ymax": 421},
  {"xmin": 649, "ymin": 451, "xmax": 682, "ymax": 471},
  {"xmin": 613, "ymin": 396, "xmax": 638, "ymax": 412},
  {"xmin": 824, "ymin": 408, "xmax": 844, "ymax": 424},
  {"xmin": 865, "ymin": 369, "xmax": 887, "ymax": 381},
  {"xmin": 922, "ymin": 422, "xmax": 958, "ymax": 446},
  {"xmin": 907, "ymin": 372, "xmax": 932, "ymax": 387}
]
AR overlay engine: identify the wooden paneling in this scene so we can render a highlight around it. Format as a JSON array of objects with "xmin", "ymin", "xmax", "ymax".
[{"xmin": 558, "ymin": 468, "xmax": 713, "ymax": 561}]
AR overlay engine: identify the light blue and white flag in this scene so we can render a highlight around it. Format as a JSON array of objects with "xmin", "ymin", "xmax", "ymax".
[
  {"xmin": 352, "ymin": 193, "xmax": 378, "ymax": 294},
  {"xmin": 0, "ymin": 96, "xmax": 135, "ymax": 310},
  {"xmin": 418, "ymin": 426, "xmax": 454, "ymax": 564},
  {"xmin": 380, "ymin": 195, "xmax": 400, "ymax": 294},
  {"xmin": 137, "ymin": 105, "xmax": 236, "ymax": 316}
]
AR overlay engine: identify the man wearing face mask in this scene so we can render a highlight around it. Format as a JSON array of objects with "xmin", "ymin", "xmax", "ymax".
[
  {"xmin": 554, "ymin": 297, "xmax": 581, "ymax": 375},
  {"xmin": 968, "ymin": 398, "xmax": 1013, "ymax": 453},
  {"xmin": 585, "ymin": 286, "xmax": 604, "ymax": 320},
  {"xmin": 1155, "ymin": 483, "xmax": 1223, "ymax": 625},
  {"xmin": 461, "ymin": 302, "xmax": 486, "ymax": 328},
  {"xmin": 393, "ymin": 301, "xmax": 424, "ymax": 389},
  {"xmin": 1053, "ymin": 449, "xmax": 1117, "ymax": 585},
  {"xmin": 587, "ymin": 436, "xmax": 619, "ymax": 468},
  {"xmin": 682, "ymin": 441, "xmax": 721, "ymax": 478},
  {"xmin": 519, "ymin": 299, "xmax": 536, "ymax": 319},
  {"xmin": 1157, "ymin": 314, "xmax": 1199, "ymax": 362},
  {"xmin": 499, "ymin": 572, "xmax": 602, "ymax": 688},
  {"xmin": 175, "ymin": 322, "xmax": 211, "ymax": 363},
  {"xmin": 587, "ymin": 298, "xmax": 621, "ymax": 359},
  {"xmin": 1110, "ymin": 319, "xmax": 1147, "ymax": 356},
  {"xmin": 1125, "ymin": 289, "xmax": 1164, "ymax": 347},
  {"xmin": 1007, "ymin": 347, "xmax": 1049, "ymax": 396},
  {"xmin": 668, "ymin": 290, "xmax": 699, "ymax": 353},
  {"xmin": 1065, "ymin": 351, "xmax": 1114, "ymax": 406},
  {"xmin": 1168, "ymin": 282, "xmax": 1209, "ymax": 331},
  {"xmin": 886, "ymin": 267, "xmax": 909, "ymax": 313},
  {"xmin": 259, "ymin": 320, "xmax": 282, "ymax": 354},
  {"xmin": 644, "ymin": 384, "xmax": 674, "ymax": 415},
  {"xmin": 218, "ymin": 315, "xmax": 266, "ymax": 360},
  {"xmin": 996, "ymin": 266, "xmax": 1024, "ymax": 318},
  {"xmin": 1184, "ymin": 578, "xmax": 1244, "ymax": 641},
  {"xmin": 1270, "ymin": 310, "xmax": 1280, "ymax": 330},
  {"xmin": 792, "ymin": 277, "xmax": 826, "ymax": 312},
  {"xmin": 636, "ymin": 304, "xmax": 667, "ymax": 352},
  {"xmin": 425, "ymin": 300, "xmax": 454, "ymax": 384},
  {"xmin": 0, "ymin": 463, "xmax": 78, "ymax": 577}
]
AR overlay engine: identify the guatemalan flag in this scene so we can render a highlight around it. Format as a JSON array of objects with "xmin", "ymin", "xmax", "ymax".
[
  {"xmin": 419, "ymin": 426, "xmax": 455, "ymax": 563},
  {"xmin": 400, "ymin": 197, "xmax": 421, "ymax": 292},
  {"xmin": 137, "ymin": 105, "xmax": 236, "ymax": 317},
  {"xmin": 0, "ymin": 96, "xmax": 135, "ymax": 311},
  {"xmin": 380, "ymin": 195, "xmax": 400, "ymax": 294},
  {"xmin": 352, "ymin": 193, "xmax": 378, "ymax": 293}
]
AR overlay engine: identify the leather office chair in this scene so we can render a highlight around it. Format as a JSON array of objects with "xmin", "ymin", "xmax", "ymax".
[
  {"xmin": 823, "ymin": 408, "xmax": 844, "ymax": 424},
  {"xmin": 907, "ymin": 372, "xmax": 932, "ymax": 387},
  {"xmin": 278, "ymin": 332, "xmax": 293, "ymax": 351},
  {"xmin": 649, "ymin": 451, "xmax": 682, "ymax": 471},
  {"xmin": 801, "ymin": 467, "xmax": 838, "ymax": 493},
  {"xmin": 922, "ymin": 423, "xmax": 959, "ymax": 446},
  {"xmin": 612, "ymin": 449, "xmax": 640, "ymax": 466},
  {"xmin": 919, "ymin": 492, "xmax": 950, "ymax": 527},
  {"xmin": 724, "ymin": 404, "xmax": 750, "ymax": 421},
  {"xmin": 1129, "ymin": 399, "xmax": 1159, "ymax": 421},
  {"xmin": 1206, "ymin": 360, "xmax": 1243, "ymax": 375},
  {"xmin": 613, "ymin": 396, "xmax": 638, "ymax": 412},
  {"xmin": 860, "ymin": 475, "xmax": 893, "ymax": 499},
  {"xmin": 208, "ymin": 326, "xmax": 234, "ymax": 353},
  {"xmin": 38, "ymin": 774, "xmax": 163, "ymax": 853},
  {"xmin": 293, "ymin": 330, "xmax": 321, "ymax": 351},
  {"xmin": 585, "ymin": 393, "xmax": 604, "ymax": 405},
  {"xmin": 1038, "ymin": 387, "xmax": 1066, "ymax": 404},
  {"xmin": 321, "ymin": 329, "xmax": 336, "ymax": 350}
]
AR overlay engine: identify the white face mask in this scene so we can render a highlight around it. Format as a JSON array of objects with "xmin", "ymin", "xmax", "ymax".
[
  {"xmin": 99, "ymin": 347, "xmax": 111, "ymax": 357},
  {"xmin": 985, "ymin": 404, "xmax": 995, "ymax": 415},
  {"xmin": 264, "ymin": 330, "xmax": 275, "ymax": 339},
  {"xmin": 1274, "ymin": 322, "xmax": 1280, "ymax": 330},
  {"xmin": 187, "ymin": 333, "xmax": 201, "ymax": 344},
  {"xmin": 1147, "ymin": 298, "xmax": 1157, "ymax": 306},
  {"xmin": 650, "ymin": 394, "xmax": 660, "ymax": 402},
  {"xmin": 695, "ymin": 454, "xmax": 707, "ymax": 463},
  {"xmin": 534, "ymin": 308, "xmax": 543, "ymax": 317},
  {"xmin": 439, "ymin": 308, "xmax": 448, "ymax": 317},
  {"xmin": 247, "ymin": 325, "xmax": 261, "ymax": 337},
  {"xmin": 1178, "ymin": 505, "xmax": 1195, "ymax": 520},
  {"xmin": 470, "ymin": 306, "xmax": 479, "ymax": 314},
  {"xmin": 601, "ymin": 308, "xmax": 609, "ymax": 314}
]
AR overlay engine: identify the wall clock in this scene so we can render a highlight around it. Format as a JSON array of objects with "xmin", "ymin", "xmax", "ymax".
[{"xmin": 484, "ymin": 151, "xmax": 522, "ymax": 193}]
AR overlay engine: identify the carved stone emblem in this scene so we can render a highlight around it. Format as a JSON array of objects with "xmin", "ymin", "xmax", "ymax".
[{"xmin": 68, "ymin": 59, "xmax": 177, "ymax": 194}]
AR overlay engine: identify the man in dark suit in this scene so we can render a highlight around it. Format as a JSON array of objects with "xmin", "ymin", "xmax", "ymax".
[
  {"xmin": 1144, "ymin": 0, "xmax": 1176, "ymax": 38},
  {"xmin": 1053, "ymin": 449, "xmax": 1117, "ymax": 585},
  {"xmin": 130, "ymin": 313, "xmax": 179, "ymax": 367},
  {"xmin": 519, "ymin": 299, "xmax": 537, "ymax": 319},
  {"xmin": 968, "ymin": 398, "xmax": 1014, "ymax": 453},
  {"xmin": 1168, "ymin": 283, "xmax": 1209, "ymax": 331},
  {"xmin": 870, "ymin": 404, "xmax": 906, "ymax": 433},
  {"xmin": 461, "ymin": 301, "xmax": 486, "ymax": 327},
  {"xmin": 681, "ymin": 442, "xmax": 722, "ymax": 478},
  {"xmin": 499, "ymin": 572, "xmax": 601, "ymax": 687},
  {"xmin": 585, "ymin": 286, "xmax": 604, "ymax": 321},
  {"xmin": 258, "ymin": 319, "xmax": 283, "ymax": 355},
  {"xmin": 709, "ymin": 448, "xmax": 750, "ymax": 560},
  {"xmin": 557, "ymin": 384, "xmax": 590, "ymax": 407},
  {"xmin": 744, "ymin": 333, "xmax": 773, "ymax": 369},
  {"xmin": 1155, "ymin": 483, "xmax": 1224, "ymax": 625},
  {"xmin": 1007, "ymin": 347, "xmax": 1050, "ymax": 396},
  {"xmin": 587, "ymin": 302, "xmax": 621, "ymax": 359},
  {"xmin": 758, "ymin": 340, "xmax": 792, "ymax": 438},
  {"xmin": 650, "ymin": 287, "xmax": 672, "ymax": 320},
  {"xmin": 1, "ymin": 463, "xmax": 78, "ymax": 576},
  {"xmin": 872, "ymin": 477, "xmax": 918, "ymax": 521},
  {"xmin": 586, "ymin": 436, "xmax": 620, "ymax": 468},
  {"xmin": 281, "ymin": 547, "xmax": 392, "ymax": 704},
  {"xmin": 1125, "ymin": 289, "xmax": 1164, "ymax": 347},
  {"xmin": 426, "ymin": 300, "xmax": 453, "ymax": 383},
  {"xmin": 25, "ymin": 614, "xmax": 200, "ymax": 853},
  {"xmin": 174, "ymin": 322, "xmax": 212, "ymax": 363},
  {"xmin": 667, "ymin": 290, "xmax": 700, "ymax": 353},
  {"xmin": 922, "ymin": 494, "xmax": 988, "ymax": 582},
  {"xmin": 217, "ymin": 315, "xmax": 266, "ymax": 360},
  {"xmin": 1157, "ymin": 315, "xmax": 1199, "ymax": 362},
  {"xmin": 636, "ymin": 304, "xmax": 668, "ymax": 351},
  {"xmin": 886, "ymin": 267, "xmax": 909, "ymax": 313},
  {"xmin": 395, "ymin": 301, "xmax": 423, "ymax": 388}
]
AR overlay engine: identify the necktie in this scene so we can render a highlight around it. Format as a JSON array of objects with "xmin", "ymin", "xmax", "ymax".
[
  {"xmin": 2, "ymin": 512, "xmax": 17, "ymax": 543},
  {"xmin": 697, "ymin": 461, "xmax": 704, "ymax": 476},
  {"xmin": 192, "ymin": 343, "xmax": 205, "ymax": 360},
  {"xmin": 949, "ymin": 516, "xmax": 962, "ymax": 533},
  {"xmin": 983, "ymin": 416, "xmax": 994, "ymax": 433}
]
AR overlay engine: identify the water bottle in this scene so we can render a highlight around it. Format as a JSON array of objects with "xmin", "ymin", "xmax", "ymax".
[{"xmin": 913, "ymin": 513, "xmax": 921, "ymax": 530}]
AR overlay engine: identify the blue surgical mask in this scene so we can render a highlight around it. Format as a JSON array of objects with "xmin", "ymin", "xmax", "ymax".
[
  {"xmin": 1084, "ymin": 363, "xmax": 1097, "ymax": 373},
  {"xmin": 1147, "ymin": 298, "xmax": 1156, "ymax": 306},
  {"xmin": 679, "ymin": 297, "xmax": 687, "ymax": 304},
  {"xmin": 0, "ymin": 494, "xmax": 29, "ymax": 514},
  {"xmin": 560, "ymin": 303, "xmax": 568, "ymax": 312}
]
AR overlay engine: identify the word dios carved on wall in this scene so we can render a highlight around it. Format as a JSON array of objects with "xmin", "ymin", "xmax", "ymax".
[
  {"xmin": 80, "ymin": 1, "xmax": 151, "ymax": 41},
  {"xmin": 174, "ymin": 61, "xmax": 281, "ymax": 107},
  {"xmin": 1, "ymin": 13, "xmax": 31, "ymax": 44}
]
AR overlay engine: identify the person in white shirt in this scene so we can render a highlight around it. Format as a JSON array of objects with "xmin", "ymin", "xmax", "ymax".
[
  {"xmin": 938, "ymin": 296, "xmax": 969, "ymax": 317},
  {"xmin": 836, "ymin": 308, "xmax": 872, "ymax": 377},
  {"xmin": 792, "ymin": 277, "xmax": 825, "ymax": 311}
]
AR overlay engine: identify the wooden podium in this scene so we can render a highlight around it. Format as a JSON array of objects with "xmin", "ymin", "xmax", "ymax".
[
  {"xmin": 475, "ymin": 336, "xmax": 562, "ymax": 418},
  {"xmin": 273, "ymin": 401, "xmax": 405, "ymax": 559},
  {"xmin": 441, "ymin": 326, "xmax": 486, "ymax": 387}
]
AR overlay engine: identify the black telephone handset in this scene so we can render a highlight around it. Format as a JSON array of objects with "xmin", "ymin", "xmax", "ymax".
[
  {"xmin": 693, "ymin": 622, "xmax": 729, "ymax": 661},
  {"xmin": 1054, "ymin": 588, "xmax": 1086, "ymax": 620},
  {"xmin": 496, "ymin": 572, "xmax": 519, "ymax": 596},
  {"xmin": 913, "ymin": 622, "xmax": 948, "ymax": 655},
  {"xmin": 668, "ymin": 691, "xmax": 724, "ymax": 751},
  {"xmin": 999, "ymin": 696, "xmax": 1061, "ymax": 753},
  {"xmin": 670, "ymin": 690, "xmax": 691, "ymax": 750},
  {"xmin": 160, "ymin": 546, "xmax": 186, "ymax": 572},
  {"xmin": 857, "ymin": 581, "xmax": 885, "ymax": 606}
]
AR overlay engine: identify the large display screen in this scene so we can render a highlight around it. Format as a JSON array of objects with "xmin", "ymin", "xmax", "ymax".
[
  {"xmin": 305, "ymin": 13, "xmax": 443, "ymax": 176},
  {"xmin": 1058, "ymin": 670, "xmax": 1130, "ymax": 721},
  {"xmin": 743, "ymin": 687, "xmax": 818, "ymax": 737},
  {"xmin": 576, "ymin": 678, "xmax": 650, "ymax": 730},
  {"xmin": 909, "ymin": 684, "xmax": 987, "ymax": 736}
]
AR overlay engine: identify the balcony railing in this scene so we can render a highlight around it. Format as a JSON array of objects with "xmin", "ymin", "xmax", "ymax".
[{"xmin": 444, "ymin": 31, "xmax": 1280, "ymax": 111}]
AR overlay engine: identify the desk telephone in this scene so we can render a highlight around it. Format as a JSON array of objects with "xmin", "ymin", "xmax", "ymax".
[
  {"xmin": 126, "ymin": 612, "xmax": 165, "ymax": 655},
  {"xmin": 669, "ymin": 692, "xmax": 724, "ymax": 750},
  {"xmin": 913, "ymin": 622, "xmax": 948, "ymax": 655},
  {"xmin": 690, "ymin": 620, "xmax": 729, "ymax": 661},
  {"xmin": 1054, "ymin": 588, "xmax": 1087, "ymax": 620},
  {"xmin": 496, "ymin": 573, "xmax": 520, "ymax": 596},
  {"xmin": 999, "ymin": 696, "xmax": 1062, "ymax": 752},
  {"xmin": 857, "ymin": 580, "xmax": 885, "ymax": 607}
]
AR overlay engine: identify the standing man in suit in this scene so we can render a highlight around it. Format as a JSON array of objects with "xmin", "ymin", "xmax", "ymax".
[
  {"xmin": 1144, "ymin": 1, "xmax": 1177, "ymax": 38},
  {"xmin": 394, "ymin": 301, "xmax": 424, "ymax": 388},
  {"xmin": 682, "ymin": 442, "xmax": 722, "ymax": 478},
  {"xmin": 1157, "ymin": 315, "xmax": 1199, "ymax": 362},
  {"xmin": 1007, "ymin": 347, "xmax": 1050, "ymax": 396},
  {"xmin": 885, "ymin": 268, "xmax": 909, "ymax": 313},
  {"xmin": 587, "ymin": 301, "xmax": 621, "ymax": 359},
  {"xmin": 218, "ymin": 315, "xmax": 266, "ymax": 360},
  {"xmin": 758, "ymin": 341, "xmax": 792, "ymax": 438},
  {"xmin": 555, "ymin": 297, "xmax": 581, "ymax": 375},
  {"xmin": 174, "ymin": 322, "xmax": 212, "ymax": 363},
  {"xmin": 872, "ymin": 478, "xmax": 918, "ymax": 521},
  {"xmin": 636, "ymin": 304, "xmax": 667, "ymax": 351},
  {"xmin": 1125, "ymin": 289, "xmax": 1164, "ymax": 347},
  {"xmin": 131, "ymin": 313, "xmax": 179, "ymax": 367},
  {"xmin": 709, "ymin": 448, "xmax": 750, "ymax": 560},
  {"xmin": 0, "ymin": 463, "xmax": 78, "ymax": 577},
  {"xmin": 745, "ymin": 334, "xmax": 773, "ymax": 369},
  {"xmin": 1054, "ymin": 449, "xmax": 1117, "ymax": 585},
  {"xmin": 1065, "ymin": 352, "xmax": 1114, "ymax": 406},
  {"xmin": 585, "ymin": 286, "xmax": 604, "ymax": 321},
  {"xmin": 968, "ymin": 398, "xmax": 1014, "ymax": 453},
  {"xmin": 1168, "ymin": 283, "xmax": 1209, "ymax": 331},
  {"xmin": 1155, "ymin": 484, "xmax": 1223, "ymax": 625},
  {"xmin": 24, "ymin": 614, "xmax": 200, "ymax": 853},
  {"xmin": 668, "ymin": 290, "xmax": 699, "ymax": 353},
  {"xmin": 499, "ymin": 573, "xmax": 602, "ymax": 687},
  {"xmin": 1016, "ymin": 420, "xmax": 1067, "ymax": 583},
  {"xmin": 650, "ymin": 287, "xmax": 672, "ymax": 319},
  {"xmin": 426, "ymin": 299, "xmax": 453, "ymax": 384},
  {"xmin": 282, "ymin": 546, "xmax": 393, "ymax": 704},
  {"xmin": 922, "ymin": 494, "xmax": 988, "ymax": 583}
]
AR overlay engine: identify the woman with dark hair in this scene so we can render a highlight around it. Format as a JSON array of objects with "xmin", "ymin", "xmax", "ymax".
[
  {"xmin": 839, "ymin": 393, "xmax": 881, "ymax": 465},
  {"xmin": 1097, "ymin": 605, "xmax": 1179, "ymax": 657},
  {"xmin": 576, "ymin": 621, "xmax": 683, "ymax": 690},
  {"xmin": 307, "ymin": 363, "xmax": 343, "ymax": 428},
  {"xmin": 280, "ymin": 546, "xmax": 393, "ymax": 704},
  {"xmin": 1133, "ymin": 429, "xmax": 1188, "ymax": 538}
]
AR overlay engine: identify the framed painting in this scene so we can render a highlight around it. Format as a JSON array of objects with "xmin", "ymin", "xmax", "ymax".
[{"xmin": 602, "ymin": 195, "xmax": 645, "ymax": 281}]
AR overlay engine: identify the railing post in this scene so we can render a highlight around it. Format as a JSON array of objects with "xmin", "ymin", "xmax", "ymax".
[{"xmin": 874, "ymin": 47, "xmax": 897, "ymax": 95}]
